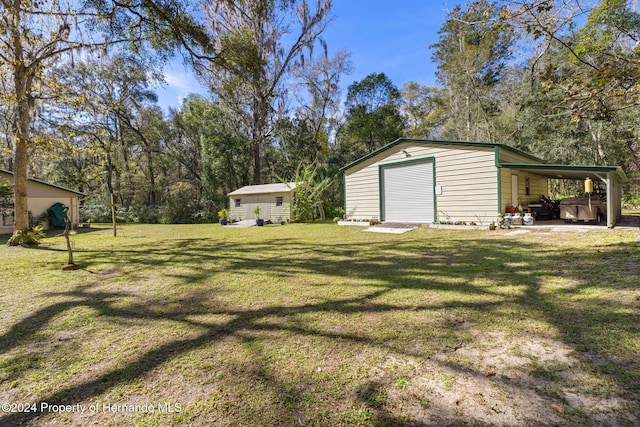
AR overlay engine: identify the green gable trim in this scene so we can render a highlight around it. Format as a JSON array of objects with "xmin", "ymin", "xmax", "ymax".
[{"xmin": 340, "ymin": 138, "xmax": 546, "ymax": 173}]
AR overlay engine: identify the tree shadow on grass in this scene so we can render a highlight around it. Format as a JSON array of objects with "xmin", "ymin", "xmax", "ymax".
[
  {"xmin": 0, "ymin": 230, "xmax": 638, "ymax": 425},
  {"xmin": 0, "ymin": 284, "xmax": 432, "ymax": 425}
]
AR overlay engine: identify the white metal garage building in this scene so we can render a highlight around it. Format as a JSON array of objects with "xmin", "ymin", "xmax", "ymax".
[{"xmin": 341, "ymin": 138, "xmax": 626, "ymax": 227}]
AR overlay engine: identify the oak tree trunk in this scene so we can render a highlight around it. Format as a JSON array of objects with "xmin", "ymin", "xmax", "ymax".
[{"xmin": 11, "ymin": 35, "xmax": 33, "ymax": 233}]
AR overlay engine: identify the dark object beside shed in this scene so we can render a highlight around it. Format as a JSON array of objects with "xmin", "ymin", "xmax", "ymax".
[{"xmin": 47, "ymin": 202, "xmax": 69, "ymax": 229}]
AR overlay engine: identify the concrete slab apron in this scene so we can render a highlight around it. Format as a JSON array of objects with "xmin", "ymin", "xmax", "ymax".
[
  {"xmin": 364, "ymin": 226, "xmax": 416, "ymax": 234},
  {"xmin": 226, "ymin": 219, "xmax": 256, "ymax": 228}
]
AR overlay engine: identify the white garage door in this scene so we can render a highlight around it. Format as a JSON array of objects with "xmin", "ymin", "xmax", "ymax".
[{"xmin": 382, "ymin": 160, "xmax": 435, "ymax": 222}]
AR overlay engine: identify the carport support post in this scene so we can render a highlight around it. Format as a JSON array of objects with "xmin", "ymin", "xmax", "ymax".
[{"xmin": 594, "ymin": 172, "xmax": 614, "ymax": 228}]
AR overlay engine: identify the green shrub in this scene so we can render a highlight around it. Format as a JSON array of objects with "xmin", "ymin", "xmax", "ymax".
[
  {"xmin": 217, "ymin": 208, "xmax": 229, "ymax": 221},
  {"xmin": 622, "ymin": 196, "xmax": 640, "ymax": 207},
  {"xmin": 7, "ymin": 226, "xmax": 45, "ymax": 246},
  {"xmin": 286, "ymin": 165, "xmax": 331, "ymax": 222},
  {"xmin": 79, "ymin": 204, "xmax": 111, "ymax": 223},
  {"xmin": 79, "ymin": 205, "xmax": 139, "ymax": 223},
  {"xmin": 134, "ymin": 207, "xmax": 161, "ymax": 224},
  {"xmin": 325, "ymin": 206, "xmax": 345, "ymax": 220}
]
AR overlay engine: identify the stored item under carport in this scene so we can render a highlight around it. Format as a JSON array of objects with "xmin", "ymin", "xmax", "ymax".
[{"xmin": 559, "ymin": 197, "xmax": 606, "ymax": 223}]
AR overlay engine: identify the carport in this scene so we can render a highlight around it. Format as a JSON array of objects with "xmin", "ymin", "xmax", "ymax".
[{"xmin": 500, "ymin": 163, "xmax": 626, "ymax": 228}]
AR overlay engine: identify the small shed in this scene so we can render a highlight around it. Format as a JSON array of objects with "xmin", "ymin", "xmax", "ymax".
[
  {"xmin": 341, "ymin": 138, "xmax": 626, "ymax": 228},
  {"xmin": 0, "ymin": 169, "xmax": 85, "ymax": 233},
  {"xmin": 228, "ymin": 182, "xmax": 297, "ymax": 222}
]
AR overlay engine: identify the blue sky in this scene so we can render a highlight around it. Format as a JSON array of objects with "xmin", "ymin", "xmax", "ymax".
[{"xmin": 157, "ymin": 1, "xmax": 461, "ymax": 111}]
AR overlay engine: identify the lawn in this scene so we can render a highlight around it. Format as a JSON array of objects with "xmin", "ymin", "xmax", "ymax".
[{"xmin": 0, "ymin": 223, "xmax": 638, "ymax": 426}]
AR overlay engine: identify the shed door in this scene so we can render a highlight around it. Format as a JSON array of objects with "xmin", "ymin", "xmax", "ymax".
[
  {"xmin": 245, "ymin": 195, "xmax": 271, "ymax": 219},
  {"xmin": 382, "ymin": 160, "xmax": 434, "ymax": 222}
]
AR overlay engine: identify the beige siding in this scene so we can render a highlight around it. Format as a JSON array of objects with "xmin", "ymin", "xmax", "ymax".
[
  {"xmin": 0, "ymin": 172, "xmax": 12, "ymax": 233},
  {"xmin": 498, "ymin": 147, "xmax": 543, "ymax": 164},
  {"xmin": 229, "ymin": 196, "xmax": 244, "ymax": 220},
  {"xmin": 0, "ymin": 196, "xmax": 80, "ymax": 233},
  {"xmin": 500, "ymin": 168, "xmax": 548, "ymax": 211},
  {"xmin": 229, "ymin": 192, "xmax": 292, "ymax": 221},
  {"xmin": 1, "ymin": 216, "xmax": 14, "ymax": 233},
  {"xmin": 0, "ymin": 171, "xmax": 11, "ymax": 187},
  {"xmin": 1, "ymin": 172, "xmax": 81, "ymax": 233},
  {"xmin": 495, "ymin": 147, "xmax": 548, "ymax": 212},
  {"xmin": 270, "ymin": 193, "xmax": 292, "ymax": 222},
  {"xmin": 29, "ymin": 197, "xmax": 79, "ymax": 225},
  {"xmin": 344, "ymin": 142, "xmax": 499, "ymax": 223}
]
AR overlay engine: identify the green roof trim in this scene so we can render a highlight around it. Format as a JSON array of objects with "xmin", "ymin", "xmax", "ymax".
[
  {"xmin": 0, "ymin": 168, "xmax": 86, "ymax": 196},
  {"xmin": 340, "ymin": 138, "xmax": 545, "ymax": 172}
]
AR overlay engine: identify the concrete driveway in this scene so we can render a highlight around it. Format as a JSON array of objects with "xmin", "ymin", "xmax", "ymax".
[{"xmin": 225, "ymin": 219, "xmax": 256, "ymax": 228}]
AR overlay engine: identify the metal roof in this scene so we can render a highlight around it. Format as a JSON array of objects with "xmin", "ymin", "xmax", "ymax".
[
  {"xmin": 339, "ymin": 139, "xmax": 626, "ymax": 182},
  {"xmin": 228, "ymin": 182, "xmax": 298, "ymax": 196},
  {"xmin": 340, "ymin": 138, "xmax": 545, "ymax": 172},
  {"xmin": 499, "ymin": 163, "xmax": 627, "ymax": 181},
  {"xmin": 0, "ymin": 168, "xmax": 86, "ymax": 196}
]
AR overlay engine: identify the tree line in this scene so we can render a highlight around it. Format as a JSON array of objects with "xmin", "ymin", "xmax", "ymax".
[{"xmin": 2, "ymin": 0, "xmax": 640, "ymax": 238}]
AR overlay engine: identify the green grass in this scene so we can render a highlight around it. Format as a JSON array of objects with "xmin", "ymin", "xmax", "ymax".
[{"xmin": 0, "ymin": 223, "xmax": 638, "ymax": 426}]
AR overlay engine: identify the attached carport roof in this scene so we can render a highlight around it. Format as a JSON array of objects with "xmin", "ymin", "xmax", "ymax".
[
  {"xmin": 499, "ymin": 163, "xmax": 627, "ymax": 181},
  {"xmin": 502, "ymin": 163, "xmax": 626, "ymax": 228}
]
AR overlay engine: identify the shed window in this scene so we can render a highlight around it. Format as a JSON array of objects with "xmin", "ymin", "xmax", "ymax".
[
  {"xmin": 2, "ymin": 212, "xmax": 14, "ymax": 227},
  {"xmin": 234, "ymin": 198, "xmax": 241, "ymax": 208},
  {"xmin": 276, "ymin": 196, "xmax": 283, "ymax": 207}
]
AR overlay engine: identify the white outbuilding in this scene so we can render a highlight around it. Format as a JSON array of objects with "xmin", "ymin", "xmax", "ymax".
[
  {"xmin": 228, "ymin": 182, "xmax": 298, "ymax": 223},
  {"xmin": 1, "ymin": 169, "xmax": 84, "ymax": 233}
]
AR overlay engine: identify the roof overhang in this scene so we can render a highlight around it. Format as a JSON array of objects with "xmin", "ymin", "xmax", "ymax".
[
  {"xmin": 0, "ymin": 168, "xmax": 86, "ymax": 196},
  {"xmin": 499, "ymin": 163, "xmax": 627, "ymax": 182},
  {"xmin": 228, "ymin": 182, "xmax": 298, "ymax": 196}
]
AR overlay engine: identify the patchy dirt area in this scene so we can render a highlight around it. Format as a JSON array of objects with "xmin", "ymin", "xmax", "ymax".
[
  {"xmin": 365, "ymin": 330, "xmax": 638, "ymax": 426},
  {"xmin": 615, "ymin": 214, "xmax": 640, "ymax": 228}
]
